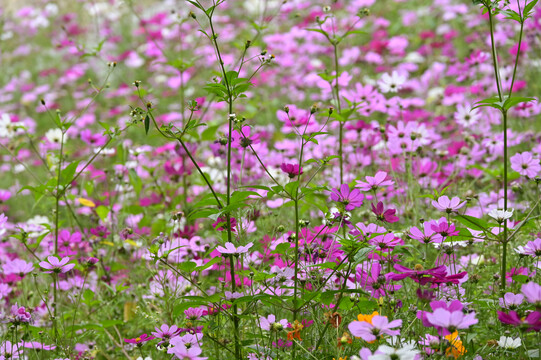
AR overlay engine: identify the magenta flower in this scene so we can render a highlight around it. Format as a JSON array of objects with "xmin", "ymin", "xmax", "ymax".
[
  {"xmin": 430, "ymin": 218, "xmax": 459, "ymax": 239},
  {"xmin": 124, "ymin": 333, "xmax": 155, "ymax": 345},
  {"xmin": 356, "ymin": 171, "xmax": 394, "ymax": 191},
  {"xmin": 522, "ymin": 282, "xmax": 541, "ymax": 305},
  {"xmin": 431, "ymin": 195, "xmax": 466, "ymax": 213},
  {"xmin": 510, "ymin": 152, "xmax": 541, "ymax": 178},
  {"xmin": 212, "ymin": 216, "xmax": 237, "ymax": 232},
  {"xmin": 39, "ymin": 256, "xmax": 75, "ymax": 274},
  {"xmin": 216, "ymin": 242, "xmax": 253, "ymax": 255},
  {"xmin": 425, "ymin": 308, "xmax": 478, "ymax": 335},
  {"xmin": 330, "ymin": 184, "xmax": 364, "ymax": 211},
  {"xmin": 498, "ymin": 311, "xmax": 541, "ymax": 332},
  {"xmin": 356, "ymin": 262, "xmax": 401, "ymax": 298},
  {"xmin": 388, "ymin": 264, "xmax": 447, "ymax": 285},
  {"xmin": 0, "ymin": 189, "xmax": 11, "ymax": 202},
  {"xmin": 280, "ymin": 163, "xmax": 303, "ymax": 178},
  {"xmin": 232, "ymin": 126, "xmax": 260, "ymax": 149},
  {"xmin": 371, "ymin": 202, "xmax": 399, "ymax": 223},
  {"xmin": 348, "ymin": 315, "xmax": 402, "ymax": 342},
  {"xmin": 259, "ymin": 314, "xmax": 288, "ymax": 331},
  {"xmin": 10, "ymin": 303, "xmax": 31, "ymax": 324}
]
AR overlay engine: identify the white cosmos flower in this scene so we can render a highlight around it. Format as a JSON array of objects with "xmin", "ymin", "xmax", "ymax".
[
  {"xmin": 488, "ymin": 208, "xmax": 514, "ymax": 222},
  {"xmin": 45, "ymin": 128, "xmax": 65, "ymax": 144},
  {"xmin": 378, "ymin": 71, "xmax": 407, "ymax": 93},
  {"xmin": 0, "ymin": 114, "xmax": 15, "ymax": 138},
  {"xmin": 369, "ymin": 344, "xmax": 419, "ymax": 360},
  {"xmin": 497, "ymin": 336, "xmax": 521, "ymax": 349}
]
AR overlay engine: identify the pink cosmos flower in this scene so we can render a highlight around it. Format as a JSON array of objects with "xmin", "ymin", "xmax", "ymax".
[
  {"xmin": 216, "ymin": 242, "xmax": 253, "ymax": 255},
  {"xmin": 510, "ymin": 152, "xmax": 541, "ymax": 178},
  {"xmin": 348, "ymin": 315, "xmax": 402, "ymax": 342},
  {"xmin": 10, "ymin": 303, "xmax": 31, "ymax": 324},
  {"xmin": 516, "ymin": 238, "xmax": 541, "ymax": 257},
  {"xmin": 151, "ymin": 324, "xmax": 182, "ymax": 345},
  {"xmin": 369, "ymin": 233, "xmax": 402, "ymax": 251},
  {"xmin": 2, "ymin": 259, "xmax": 34, "ymax": 276},
  {"xmin": 498, "ymin": 311, "xmax": 541, "ymax": 332},
  {"xmin": 0, "ymin": 189, "xmax": 11, "ymax": 202},
  {"xmin": 521, "ymin": 282, "xmax": 541, "ymax": 305},
  {"xmin": 168, "ymin": 334, "xmax": 207, "ymax": 360},
  {"xmin": 124, "ymin": 333, "xmax": 155, "ymax": 345},
  {"xmin": 330, "ymin": 184, "xmax": 364, "ymax": 211},
  {"xmin": 356, "ymin": 171, "xmax": 394, "ymax": 191},
  {"xmin": 39, "ymin": 256, "xmax": 75, "ymax": 274},
  {"xmin": 431, "ymin": 195, "xmax": 466, "ymax": 213},
  {"xmin": 430, "ymin": 218, "xmax": 459, "ymax": 239},
  {"xmin": 408, "ymin": 222, "xmax": 439, "ymax": 244},
  {"xmin": 425, "ymin": 308, "xmax": 478, "ymax": 335},
  {"xmin": 185, "ymin": 307, "xmax": 205, "ymax": 320},
  {"xmin": 231, "ymin": 126, "xmax": 260, "ymax": 149},
  {"xmin": 388, "ymin": 264, "xmax": 447, "ymax": 284},
  {"xmin": 259, "ymin": 314, "xmax": 288, "ymax": 331},
  {"xmin": 499, "ymin": 292, "xmax": 524, "ymax": 309},
  {"xmin": 280, "ymin": 163, "xmax": 303, "ymax": 178},
  {"xmin": 0, "ymin": 341, "xmax": 20, "ymax": 359},
  {"xmin": 371, "ymin": 202, "xmax": 399, "ymax": 223}
]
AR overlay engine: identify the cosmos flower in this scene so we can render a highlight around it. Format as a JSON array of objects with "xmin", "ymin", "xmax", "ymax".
[
  {"xmin": 371, "ymin": 202, "xmax": 399, "ymax": 223},
  {"xmin": 356, "ymin": 171, "xmax": 394, "ymax": 191},
  {"xmin": 510, "ymin": 152, "xmax": 541, "ymax": 178},
  {"xmin": 431, "ymin": 196, "xmax": 466, "ymax": 213},
  {"xmin": 39, "ymin": 256, "xmax": 75, "ymax": 274},
  {"xmin": 330, "ymin": 184, "xmax": 364, "ymax": 211},
  {"xmin": 378, "ymin": 71, "xmax": 407, "ymax": 93},
  {"xmin": 348, "ymin": 315, "xmax": 402, "ymax": 342},
  {"xmin": 259, "ymin": 314, "xmax": 288, "ymax": 331},
  {"xmin": 425, "ymin": 308, "xmax": 478, "ymax": 335},
  {"xmin": 216, "ymin": 242, "xmax": 253, "ymax": 255}
]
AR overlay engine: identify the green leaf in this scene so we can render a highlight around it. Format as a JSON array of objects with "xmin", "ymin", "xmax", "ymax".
[
  {"xmin": 524, "ymin": 0, "xmax": 538, "ymax": 17},
  {"xmin": 60, "ymin": 161, "xmax": 81, "ymax": 186},
  {"xmin": 502, "ymin": 96, "xmax": 536, "ymax": 111},
  {"xmin": 455, "ymin": 214, "xmax": 489, "ymax": 231},
  {"xmin": 129, "ymin": 169, "xmax": 143, "ymax": 196},
  {"xmin": 144, "ymin": 115, "xmax": 150, "ymax": 135},
  {"xmin": 95, "ymin": 206, "xmax": 110, "ymax": 222},
  {"xmin": 272, "ymin": 242, "xmax": 291, "ymax": 254}
]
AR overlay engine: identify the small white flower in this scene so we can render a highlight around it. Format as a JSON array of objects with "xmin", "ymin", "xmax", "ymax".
[
  {"xmin": 378, "ymin": 71, "xmax": 407, "ymax": 93},
  {"xmin": 488, "ymin": 208, "xmax": 514, "ymax": 222},
  {"xmin": 45, "ymin": 128, "xmax": 65, "ymax": 144},
  {"xmin": 497, "ymin": 336, "xmax": 521, "ymax": 349},
  {"xmin": 0, "ymin": 114, "xmax": 15, "ymax": 138},
  {"xmin": 369, "ymin": 344, "xmax": 419, "ymax": 360}
]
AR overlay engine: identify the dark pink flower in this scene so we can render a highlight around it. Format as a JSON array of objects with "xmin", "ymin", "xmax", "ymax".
[
  {"xmin": 330, "ymin": 184, "xmax": 364, "ymax": 211},
  {"xmin": 371, "ymin": 202, "xmax": 399, "ymax": 223},
  {"xmin": 124, "ymin": 333, "xmax": 155, "ymax": 345},
  {"xmin": 280, "ymin": 163, "xmax": 303, "ymax": 178}
]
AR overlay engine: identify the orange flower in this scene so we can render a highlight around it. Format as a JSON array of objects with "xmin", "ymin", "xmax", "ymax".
[
  {"xmin": 287, "ymin": 320, "xmax": 303, "ymax": 341},
  {"xmin": 356, "ymin": 311, "xmax": 379, "ymax": 324},
  {"xmin": 333, "ymin": 357, "xmax": 347, "ymax": 360},
  {"xmin": 445, "ymin": 331, "xmax": 466, "ymax": 358}
]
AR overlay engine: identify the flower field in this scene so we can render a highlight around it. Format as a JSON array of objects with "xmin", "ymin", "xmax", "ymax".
[{"xmin": 1, "ymin": 0, "xmax": 541, "ymax": 359}]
